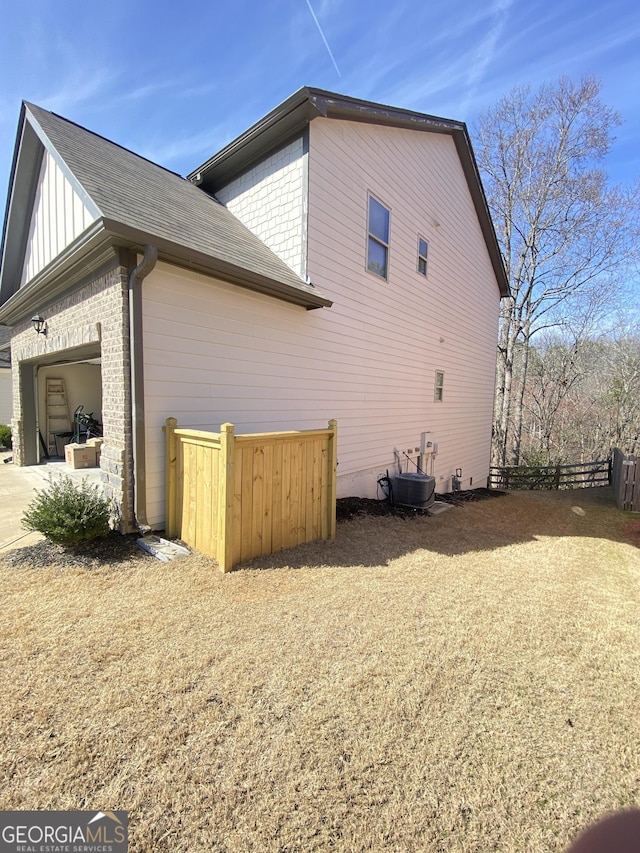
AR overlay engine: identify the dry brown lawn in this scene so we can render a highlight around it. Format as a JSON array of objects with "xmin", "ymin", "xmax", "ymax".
[{"xmin": 1, "ymin": 487, "xmax": 639, "ymax": 852}]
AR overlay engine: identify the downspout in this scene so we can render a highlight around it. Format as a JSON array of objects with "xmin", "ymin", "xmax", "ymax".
[{"xmin": 129, "ymin": 244, "xmax": 158, "ymax": 532}]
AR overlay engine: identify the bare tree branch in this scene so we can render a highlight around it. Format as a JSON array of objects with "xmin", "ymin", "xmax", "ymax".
[{"xmin": 474, "ymin": 76, "xmax": 637, "ymax": 466}]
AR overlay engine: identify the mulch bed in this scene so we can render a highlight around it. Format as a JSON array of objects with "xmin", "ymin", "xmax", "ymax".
[
  {"xmin": 2, "ymin": 532, "xmax": 145, "ymax": 569},
  {"xmin": 3, "ymin": 491, "xmax": 511, "ymax": 568},
  {"xmin": 336, "ymin": 488, "xmax": 506, "ymax": 521}
]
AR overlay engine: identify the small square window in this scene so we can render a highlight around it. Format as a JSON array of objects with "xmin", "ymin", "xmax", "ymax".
[
  {"xmin": 434, "ymin": 370, "xmax": 444, "ymax": 402},
  {"xmin": 418, "ymin": 237, "xmax": 428, "ymax": 276},
  {"xmin": 367, "ymin": 195, "xmax": 390, "ymax": 279}
]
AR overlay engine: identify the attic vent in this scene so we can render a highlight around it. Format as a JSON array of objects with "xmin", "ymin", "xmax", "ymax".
[{"xmin": 393, "ymin": 473, "xmax": 436, "ymax": 508}]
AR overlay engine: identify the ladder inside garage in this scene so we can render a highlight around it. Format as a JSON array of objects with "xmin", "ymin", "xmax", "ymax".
[{"xmin": 46, "ymin": 377, "xmax": 71, "ymax": 456}]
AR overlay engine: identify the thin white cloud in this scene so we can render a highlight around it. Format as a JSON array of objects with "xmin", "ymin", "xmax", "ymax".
[
  {"xmin": 0, "ymin": 0, "xmax": 638, "ymax": 203},
  {"xmin": 138, "ymin": 133, "xmax": 217, "ymax": 168},
  {"xmin": 304, "ymin": 0, "xmax": 342, "ymax": 78},
  {"xmin": 387, "ymin": 56, "xmax": 476, "ymax": 110},
  {"xmin": 353, "ymin": 47, "xmax": 476, "ymax": 119},
  {"xmin": 119, "ymin": 74, "xmax": 223, "ymax": 103},
  {"xmin": 137, "ymin": 120, "xmax": 244, "ymax": 172},
  {"xmin": 10, "ymin": 13, "xmax": 120, "ymax": 116},
  {"xmin": 460, "ymin": 0, "xmax": 515, "ymax": 114},
  {"xmin": 36, "ymin": 67, "xmax": 119, "ymax": 114},
  {"xmin": 121, "ymin": 80, "xmax": 177, "ymax": 102},
  {"xmin": 327, "ymin": 1, "xmax": 496, "ymax": 117},
  {"xmin": 180, "ymin": 80, "xmax": 222, "ymax": 99}
]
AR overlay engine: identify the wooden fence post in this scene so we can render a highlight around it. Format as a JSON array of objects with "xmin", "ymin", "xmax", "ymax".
[
  {"xmin": 554, "ymin": 465, "xmax": 561, "ymax": 489},
  {"xmin": 165, "ymin": 417, "xmax": 178, "ymax": 537},
  {"xmin": 218, "ymin": 423, "xmax": 235, "ymax": 572},
  {"xmin": 612, "ymin": 449, "xmax": 621, "ymax": 507},
  {"xmin": 328, "ymin": 419, "xmax": 338, "ymax": 540}
]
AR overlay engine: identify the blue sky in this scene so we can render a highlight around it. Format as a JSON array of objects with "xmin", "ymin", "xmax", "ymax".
[{"xmin": 0, "ymin": 0, "xmax": 638, "ymax": 208}]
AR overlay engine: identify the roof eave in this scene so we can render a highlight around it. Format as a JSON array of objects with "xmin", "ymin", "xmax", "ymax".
[
  {"xmin": 188, "ymin": 88, "xmax": 320, "ymax": 191},
  {"xmin": 102, "ymin": 220, "xmax": 332, "ymax": 310},
  {"xmin": 189, "ymin": 87, "xmax": 465, "ymax": 193},
  {"xmin": 0, "ymin": 220, "xmax": 332, "ymax": 325},
  {"xmin": 0, "ymin": 106, "xmax": 44, "ymax": 307},
  {"xmin": 0, "ymin": 223, "xmax": 118, "ymax": 325},
  {"xmin": 451, "ymin": 129, "xmax": 510, "ymax": 298},
  {"xmin": 0, "ymin": 103, "xmax": 105, "ymax": 309},
  {"xmin": 189, "ymin": 88, "xmax": 509, "ymax": 297}
]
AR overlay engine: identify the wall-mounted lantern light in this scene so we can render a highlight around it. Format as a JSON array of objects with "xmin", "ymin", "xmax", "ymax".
[{"xmin": 31, "ymin": 314, "xmax": 47, "ymax": 335}]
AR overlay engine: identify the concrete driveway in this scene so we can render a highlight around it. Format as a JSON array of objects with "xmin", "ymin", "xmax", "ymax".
[
  {"xmin": 0, "ymin": 454, "xmax": 46, "ymax": 551},
  {"xmin": 0, "ymin": 455, "xmax": 103, "ymax": 552}
]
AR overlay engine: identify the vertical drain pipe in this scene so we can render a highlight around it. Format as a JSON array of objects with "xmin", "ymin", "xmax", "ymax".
[{"xmin": 129, "ymin": 244, "xmax": 158, "ymax": 531}]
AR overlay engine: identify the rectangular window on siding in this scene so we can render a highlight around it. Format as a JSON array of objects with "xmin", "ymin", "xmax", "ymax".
[
  {"xmin": 434, "ymin": 370, "xmax": 444, "ymax": 402},
  {"xmin": 417, "ymin": 237, "xmax": 428, "ymax": 276},
  {"xmin": 367, "ymin": 194, "xmax": 390, "ymax": 279}
]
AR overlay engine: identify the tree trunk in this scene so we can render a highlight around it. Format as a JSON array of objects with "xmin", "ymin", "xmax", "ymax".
[
  {"xmin": 474, "ymin": 77, "xmax": 632, "ymax": 478},
  {"xmin": 492, "ymin": 299, "xmax": 516, "ymax": 468},
  {"xmin": 510, "ymin": 319, "xmax": 531, "ymax": 465}
]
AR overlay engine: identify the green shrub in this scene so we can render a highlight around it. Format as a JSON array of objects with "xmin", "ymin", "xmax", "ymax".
[
  {"xmin": 22, "ymin": 476, "xmax": 111, "ymax": 548},
  {"xmin": 0, "ymin": 423, "xmax": 11, "ymax": 449}
]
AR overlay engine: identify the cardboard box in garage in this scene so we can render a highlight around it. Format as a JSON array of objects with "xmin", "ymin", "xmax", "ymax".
[
  {"xmin": 65, "ymin": 443, "xmax": 96, "ymax": 469},
  {"xmin": 86, "ymin": 437, "xmax": 103, "ymax": 465}
]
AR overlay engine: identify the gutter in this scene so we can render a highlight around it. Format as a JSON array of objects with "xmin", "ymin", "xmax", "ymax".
[{"xmin": 128, "ymin": 244, "xmax": 157, "ymax": 532}]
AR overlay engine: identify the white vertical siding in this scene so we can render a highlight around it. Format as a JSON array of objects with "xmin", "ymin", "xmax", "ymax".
[
  {"xmin": 20, "ymin": 150, "xmax": 96, "ymax": 286},
  {"xmin": 216, "ymin": 138, "xmax": 307, "ymax": 278}
]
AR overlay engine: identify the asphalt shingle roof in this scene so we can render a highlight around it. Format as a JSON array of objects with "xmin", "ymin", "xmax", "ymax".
[{"xmin": 23, "ymin": 103, "xmax": 329, "ymax": 308}]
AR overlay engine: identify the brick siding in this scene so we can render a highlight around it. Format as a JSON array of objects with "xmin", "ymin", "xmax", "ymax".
[{"xmin": 10, "ymin": 254, "xmax": 135, "ymax": 530}]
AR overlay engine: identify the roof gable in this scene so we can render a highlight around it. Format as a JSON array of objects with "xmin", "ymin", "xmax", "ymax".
[
  {"xmin": 189, "ymin": 88, "xmax": 509, "ymax": 298},
  {"xmin": 0, "ymin": 103, "xmax": 331, "ymax": 323},
  {"xmin": 20, "ymin": 146, "xmax": 97, "ymax": 286}
]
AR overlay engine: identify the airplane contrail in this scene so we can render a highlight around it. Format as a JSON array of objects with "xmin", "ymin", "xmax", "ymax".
[{"xmin": 304, "ymin": 0, "xmax": 342, "ymax": 78}]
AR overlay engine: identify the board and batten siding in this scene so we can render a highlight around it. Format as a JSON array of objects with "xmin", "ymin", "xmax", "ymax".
[
  {"xmin": 216, "ymin": 138, "xmax": 308, "ymax": 279},
  {"xmin": 20, "ymin": 149, "xmax": 96, "ymax": 286}
]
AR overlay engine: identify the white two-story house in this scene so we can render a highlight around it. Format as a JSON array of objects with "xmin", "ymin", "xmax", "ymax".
[{"xmin": 0, "ymin": 88, "xmax": 508, "ymax": 532}]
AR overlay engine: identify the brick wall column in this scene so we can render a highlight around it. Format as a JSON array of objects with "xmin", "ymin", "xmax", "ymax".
[{"xmin": 9, "ymin": 254, "xmax": 136, "ymax": 531}]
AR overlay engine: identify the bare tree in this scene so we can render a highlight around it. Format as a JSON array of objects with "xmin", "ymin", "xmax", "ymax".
[
  {"xmin": 474, "ymin": 76, "xmax": 634, "ymax": 467},
  {"xmin": 600, "ymin": 332, "xmax": 640, "ymax": 454},
  {"xmin": 522, "ymin": 333, "xmax": 583, "ymax": 465},
  {"xmin": 520, "ymin": 328, "xmax": 640, "ymax": 465}
]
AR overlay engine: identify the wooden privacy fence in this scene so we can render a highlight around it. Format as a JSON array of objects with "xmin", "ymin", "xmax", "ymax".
[
  {"xmin": 489, "ymin": 459, "xmax": 611, "ymax": 491},
  {"xmin": 611, "ymin": 448, "xmax": 639, "ymax": 512},
  {"xmin": 165, "ymin": 418, "xmax": 338, "ymax": 571}
]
